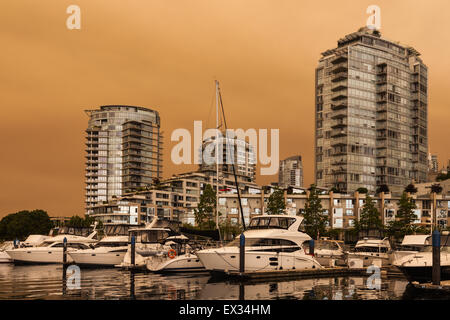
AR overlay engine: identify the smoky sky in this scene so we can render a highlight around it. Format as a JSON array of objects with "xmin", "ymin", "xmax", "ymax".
[{"xmin": 1, "ymin": 0, "xmax": 449, "ymax": 217}]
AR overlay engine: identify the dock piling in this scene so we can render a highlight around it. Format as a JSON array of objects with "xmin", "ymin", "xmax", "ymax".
[
  {"xmin": 309, "ymin": 239, "xmax": 315, "ymax": 256},
  {"xmin": 63, "ymin": 237, "xmax": 68, "ymax": 265},
  {"xmin": 239, "ymin": 233, "xmax": 245, "ymax": 274},
  {"xmin": 131, "ymin": 234, "xmax": 136, "ymax": 266},
  {"xmin": 432, "ymin": 229, "xmax": 441, "ymax": 285}
]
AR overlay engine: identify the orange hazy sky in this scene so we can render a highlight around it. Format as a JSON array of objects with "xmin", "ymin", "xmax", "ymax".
[{"xmin": 0, "ymin": 0, "xmax": 449, "ymax": 218}]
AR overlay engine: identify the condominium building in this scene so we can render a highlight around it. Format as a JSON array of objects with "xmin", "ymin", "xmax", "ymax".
[
  {"xmin": 90, "ymin": 171, "xmax": 259, "ymax": 226},
  {"xmin": 217, "ymin": 188, "xmax": 450, "ymax": 232},
  {"xmin": 85, "ymin": 105, "xmax": 163, "ymax": 214},
  {"xmin": 198, "ymin": 133, "xmax": 256, "ymax": 183},
  {"xmin": 315, "ymin": 27, "xmax": 428, "ymax": 195},
  {"xmin": 279, "ymin": 155, "xmax": 304, "ymax": 188}
]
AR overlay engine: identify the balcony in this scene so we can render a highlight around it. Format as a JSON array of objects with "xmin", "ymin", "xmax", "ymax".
[
  {"xmin": 331, "ymin": 137, "xmax": 347, "ymax": 146},
  {"xmin": 331, "ymin": 128, "xmax": 347, "ymax": 137},
  {"xmin": 330, "ymin": 109, "xmax": 347, "ymax": 119},
  {"xmin": 331, "ymin": 102, "xmax": 347, "ymax": 110},
  {"xmin": 332, "ymin": 62, "xmax": 348, "ymax": 74},
  {"xmin": 331, "ymin": 119, "xmax": 347, "ymax": 129},
  {"xmin": 331, "ymin": 54, "xmax": 348, "ymax": 65},
  {"xmin": 331, "ymin": 90, "xmax": 347, "ymax": 101},
  {"xmin": 331, "ymin": 80, "xmax": 347, "ymax": 92},
  {"xmin": 331, "ymin": 72, "xmax": 347, "ymax": 82},
  {"xmin": 376, "ymin": 95, "xmax": 387, "ymax": 104},
  {"xmin": 376, "ymin": 113, "xmax": 387, "ymax": 122}
]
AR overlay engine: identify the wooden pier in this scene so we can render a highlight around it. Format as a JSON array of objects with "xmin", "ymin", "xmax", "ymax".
[{"xmin": 214, "ymin": 267, "xmax": 376, "ymax": 281}]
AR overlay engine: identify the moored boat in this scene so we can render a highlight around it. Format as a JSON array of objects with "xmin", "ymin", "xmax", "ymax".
[{"xmin": 196, "ymin": 215, "xmax": 322, "ymax": 274}]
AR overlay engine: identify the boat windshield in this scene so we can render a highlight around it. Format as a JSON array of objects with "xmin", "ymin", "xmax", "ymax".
[
  {"xmin": 225, "ymin": 237, "xmax": 298, "ymax": 247},
  {"xmin": 316, "ymin": 240, "xmax": 340, "ymax": 250},
  {"xmin": 129, "ymin": 230, "xmax": 170, "ymax": 243},
  {"xmin": 248, "ymin": 217, "xmax": 296, "ymax": 230},
  {"xmin": 354, "ymin": 246, "xmax": 389, "ymax": 253},
  {"xmin": 94, "ymin": 242, "xmax": 128, "ymax": 248},
  {"xmin": 420, "ymin": 246, "xmax": 450, "ymax": 253}
]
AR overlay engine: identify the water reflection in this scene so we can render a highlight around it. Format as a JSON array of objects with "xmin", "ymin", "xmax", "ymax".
[{"xmin": 0, "ymin": 264, "xmax": 442, "ymax": 300}]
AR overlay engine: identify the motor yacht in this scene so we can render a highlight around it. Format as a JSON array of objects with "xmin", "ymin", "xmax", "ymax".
[
  {"xmin": 146, "ymin": 235, "xmax": 205, "ymax": 272},
  {"xmin": 310, "ymin": 238, "xmax": 346, "ymax": 266},
  {"xmin": 0, "ymin": 242, "xmax": 14, "ymax": 263},
  {"xmin": 6, "ymin": 232, "xmax": 98, "ymax": 264},
  {"xmin": 117, "ymin": 218, "xmax": 181, "ymax": 269},
  {"xmin": 68, "ymin": 236, "xmax": 129, "ymax": 267},
  {"xmin": 346, "ymin": 237, "xmax": 392, "ymax": 267},
  {"xmin": 394, "ymin": 235, "xmax": 450, "ymax": 283},
  {"xmin": 391, "ymin": 234, "xmax": 431, "ymax": 265},
  {"xmin": 196, "ymin": 215, "xmax": 323, "ymax": 274}
]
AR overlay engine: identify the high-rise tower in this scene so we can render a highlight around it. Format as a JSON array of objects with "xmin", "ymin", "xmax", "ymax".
[
  {"xmin": 85, "ymin": 105, "xmax": 162, "ymax": 214},
  {"xmin": 315, "ymin": 27, "xmax": 428, "ymax": 194}
]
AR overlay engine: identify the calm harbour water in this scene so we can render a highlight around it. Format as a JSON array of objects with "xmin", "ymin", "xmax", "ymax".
[{"xmin": 0, "ymin": 264, "xmax": 443, "ymax": 300}]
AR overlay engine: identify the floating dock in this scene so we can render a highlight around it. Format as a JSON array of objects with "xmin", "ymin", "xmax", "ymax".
[
  {"xmin": 411, "ymin": 280, "xmax": 450, "ymax": 293},
  {"xmin": 214, "ymin": 267, "xmax": 384, "ymax": 281}
]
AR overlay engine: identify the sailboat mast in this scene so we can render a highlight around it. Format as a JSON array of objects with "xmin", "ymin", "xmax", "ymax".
[{"xmin": 215, "ymin": 80, "xmax": 220, "ymax": 230}]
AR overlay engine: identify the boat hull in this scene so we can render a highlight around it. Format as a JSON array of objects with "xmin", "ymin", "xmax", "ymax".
[
  {"xmin": 147, "ymin": 254, "xmax": 205, "ymax": 272},
  {"xmin": 197, "ymin": 248, "xmax": 322, "ymax": 273},
  {"xmin": 346, "ymin": 252, "xmax": 391, "ymax": 267},
  {"xmin": 0, "ymin": 251, "xmax": 12, "ymax": 263},
  {"xmin": 69, "ymin": 251, "xmax": 126, "ymax": 267},
  {"xmin": 6, "ymin": 249, "xmax": 74, "ymax": 264},
  {"xmin": 397, "ymin": 265, "xmax": 450, "ymax": 283}
]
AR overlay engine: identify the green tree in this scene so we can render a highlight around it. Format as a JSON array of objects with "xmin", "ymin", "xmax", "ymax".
[
  {"xmin": 376, "ymin": 184, "xmax": 390, "ymax": 194},
  {"xmin": 266, "ymin": 187, "xmax": 285, "ymax": 215},
  {"xmin": 353, "ymin": 194, "xmax": 383, "ymax": 235},
  {"xmin": 430, "ymin": 184, "xmax": 443, "ymax": 194},
  {"xmin": 404, "ymin": 184, "xmax": 418, "ymax": 194},
  {"xmin": 65, "ymin": 215, "xmax": 97, "ymax": 228},
  {"xmin": 194, "ymin": 184, "xmax": 216, "ymax": 229},
  {"xmin": 356, "ymin": 187, "xmax": 368, "ymax": 194},
  {"xmin": 387, "ymin": 192, "xmax": 418, "ymax": 240},
  {"xmin": 0, "ymin": 210, "xmax": 53, "ymax": 241},
  {"xmin": 303, "ymin": 184, "xmax": 328, "ymax": 240}
]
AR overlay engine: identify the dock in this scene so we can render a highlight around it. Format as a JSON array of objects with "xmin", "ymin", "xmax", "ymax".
[
  {"xmin": 410, "ymin": 280, "xmax": 450, "ymax": 293},
  {"xmin": 213, "ymin": 267, "xmax": 383, "ymax": 281}
]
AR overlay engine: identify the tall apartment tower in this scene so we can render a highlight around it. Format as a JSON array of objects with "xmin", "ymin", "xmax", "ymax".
[
  {"xmin": 85, "ymin": 105, "xmax": 163, "ymax": 214},
  {"xmin": 279, "ymin": 155, "xmax": 303, "ymax": 188},
  {"xmin": 198, "ymin": 133, "xmax": 256, "ymax": 184},
  {"xmin": 315, "ymin": 27, "xmax": 428, "ymax": 194}
]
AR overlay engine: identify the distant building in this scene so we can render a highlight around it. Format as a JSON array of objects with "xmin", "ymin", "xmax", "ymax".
[
  {"xmin": 217, "ymin": 187, "xmax": 449, "ymax": 231},
  {"xmin": 428, "ymin": 153, "xmax": 438, "ymax": 173},
  {"xmin": 315, "ymin": 27, "xmax": 428, "ymax": 195},
  {"xmin": 90, "ymin": 171, "xmax": 258, "ymax": 226},
  {"xmin": 198, "ymin": 133, "xmax": 256, "ymax": 183},
  {"xmin": 279, "ymin": 155, "xmax": 303, "ymax": 188},
  {"xmin": 84, "ymin": 105, "xmax": 163, "ymax": 215}
]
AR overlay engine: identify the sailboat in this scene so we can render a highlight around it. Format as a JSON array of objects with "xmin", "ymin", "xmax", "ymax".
[{"xmin": 145, "ymin": 81, "xmax": 226, "ymax": 273}]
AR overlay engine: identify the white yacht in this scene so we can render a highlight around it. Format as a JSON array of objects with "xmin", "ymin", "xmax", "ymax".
[
  {"xmin": 311, "ymin": 238, "xmax": 346, "ymax": 266},
  {"xmin": 68, "ymin": 236, "xmax": 129, "ymax": 267},
  {"xmin": 146, "ymin": 235, "xmax": 205, "ymax": 272},
  {"xmin": 196, "ymin": 215, "xmax": 323, "ymax": 274},
  {"xmin": 392, "ymin": 234, "xmax": 431, "ymax": 265},
  {"xmin": 394, "ymin": 235, "xmax": 450, "ymax": 283},
  {"xmin": 117, "ymin": 218, "xmax": 180, "ymax": 269},
  {"xmin": 346, "ymin": 237, "xmax": 392, "ymax": 267},
  {"xmin": 0, "ymin": 242, "xmax": 14, "ymax": 263},
  {"xmin": 6, "ymin": 233, "xmax": 97, "ymax": 264}
]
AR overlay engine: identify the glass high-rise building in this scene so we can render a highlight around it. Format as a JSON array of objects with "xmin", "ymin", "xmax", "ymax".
[
  {"xmin": 315, "ymin": 27, "xmax": 428, "ymax": 194},
  {"xmin": 85, "ymin": 105, "xmax": 162, "ymax": 214},
  {"xmin": 279, "ymin": 155, "xmax": 303, "ymax": 188}
]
